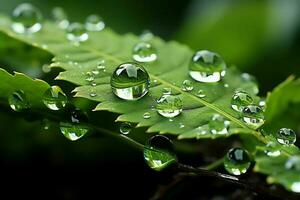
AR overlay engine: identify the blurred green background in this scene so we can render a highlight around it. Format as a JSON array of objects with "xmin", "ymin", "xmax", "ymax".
[{"xmin": 0, "ymin": 0, "xmax": 300, "ymax": 199}]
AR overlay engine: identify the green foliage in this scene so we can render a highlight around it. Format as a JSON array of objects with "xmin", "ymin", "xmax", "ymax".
[{"xmin": 0, "ymin": 12, "xmax": 300, "ymax": 194}]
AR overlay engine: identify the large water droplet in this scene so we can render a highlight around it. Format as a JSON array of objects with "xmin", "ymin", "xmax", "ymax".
[
  {"xmin": 209, "ymin": 114, "xmax": 230, "ymax": 135},
  {"xmin": 43, "ymin": 86, "xmax": 67, "ymax": 110},
  {"xmin": 264, "ymin": 142, "xmax": 281, "ymax": 157},
  {"xmin": 132, "ymin": 42, "xmax": 157, "ymax": 62},
  {"xmin": 224, "ymin": 148, "xmax": 251, "ymax": 175},
  {"xmin": 231, "ymin": 91, "xmax": 253, "ymax": 112},
  {"xmin": 277, "ymin": 128, "xmax": 296, "ymax": 145},
  {"xmin": 110, "ymin": 62, "xmax": 150, "ymax": 100},
  {"xmin": 66, "ymin": 22, "xmax": 89, "ymax": 43},
  {"xmin": 143, "ymin": 135, "xmax": 177, "ymax": 171},
  {"xmin": 181, "ymin": 80, "xmax": 193, "ymax": 92},
  {"xmin": 85, "ymin": 14, "xmax": 105, "ymax": 32},
  {"xmin": 156, "ymin": 94, "xmax": 183, "ymax": 118},
  {"xmin": 8, "ymin": 90, "xmax": 30, "ymax": 111},
  {"xmin": 60, "ymin": 108, "xmax": 89, "ymax": 141},
  {"xmin": 120, "ymin": 122, "xmax": 132, "ymax": 135},
  {"xmin": 11, "ymin": 3, "xmax": 42, "ymax": 34},
  {"xmin": 189, "ymin": 50, "xmax": 226, "ymax": 83},
  {"xmin": 242, "ymin": 105, "xmax": 264, "ymax": 127},
  {"xmin": 51, "ymin": 7, "xmax": 69, "ymax": 29}
]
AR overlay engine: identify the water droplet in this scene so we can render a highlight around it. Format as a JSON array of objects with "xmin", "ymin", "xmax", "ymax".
[
  {"xmin": 143, "ymin": 112, "xmax": 151, "ymax": 119},
  {"xmin": 156, "ymin": 94, "xmax": 183, "ymax": 118},
  {"xmin": 290, "ymin": 182, "xmax": 300, "ymax": 193},
  {"xmin": 209, "ymin": 114, "xmax": 230, "ymax": 135},
  {"xmin": 11, "ymin": 3, "xmax": 42, "ymax": 34},
  {"xmin": 259, "ymin": 100, "xmax": 266, "ymax": 110},
  {"xmin": 120, "ymin": 122, "xmax": 132, "ymax": 134},
  {"xmin": 85, "ymin": 14, "xmax": 105, "ymax": 32},
  {"xmin": 132, "ymin": 42, "xmax": 157, "ymax": 62},
  {"xmin": 179, "ymin": 123, "xmax": 185, "ymax": 128},
  {"xmin": 60, "ymin": 108, "xmax": 89, "ymax": 141},
  {"xmin": 91, "ymin": 82, "xmax": 97, "ymax": 87},
  {"xmin": 224, "ymin": 148, "xmax": 251, "ymax": 175},
  {"xmin": 42, "ymin": 64, "xmax": 51, "ymax": 73},
  {"xmin": 231, "ymin": 91, "xmax": 253, "ymax": 112},
  {"xmin": 92, "ymin": 69, "xmax": 99, "ymax": 75},
  {"xmin": 150, "ymin": 79, "xmax": 159, "ymax": 87},
  {"xmin": 189, "ymin": 50, "xmax": 226, "ymax": 83},
  {"xmin": 242, "ymin": 105, "xmax": 264, "ymax": 127},
  {"xmin": 43, "ymin": 86, "xmax": 67, "ymax": 110},
  {"xmin": 162, "ymin": 87, "xmax": 172, "ymax": 95},
  {"xmin": 224, "ymin": 83, "xmax": 229, "ymax": 88},
  {"xmin": 285, "ymin": 156, "xmax": 300, "ymax": 171},
  {"xmin": 277, "ymin": 128, "xmax": 296, "ymax": 145},
  {"xmin": 143, "ymin": 135, "xmax": 177, "ymax": 171},
  {"xmin": 85, "ymin": 74, "xmax": 95, "ymax": 82},
  {"xmin": 51, "ymin": 7, "xmax": 69, "ymax": 29},
  {"xmin": 89, "ymin": 92, "xmax": 97, "ymax": 97},
  {"xmin": 264, "ymin": 142, "xmax": 281, "ymax": 157},
  {"xmin": 140, "ymin": 30, "xmax": 154, "ymax": 41},
  {"xmin": 110, "ymin": 62, "xmax": 150, "ymax": 100},
  {"xmin": 8, "ymin": 90, "xmax": 30, "ymax": 111},
  {"xmin": 196, "ymin": 126, "xmax": 209, "ymax": 138},
  {"xmin": 181, "ymin": 80, "xmax": 193, "ymax": 92},
  {"xmin": 97, "ymin": 65, "xmax": 106, "ymax": 70},
  {"xmin": 196, "ymin": 90, "xmax": 206, "ymax": 98},
  {"xmin": 66, "ymin": 22, "xmax": 89, "ymax": 43},
  {"xmin": 42, "ymin": 119, "xmax": 50, "ymax": 130},
  {"xmin": 241, "ymin": 73, "xmax": 259, "ymax": 94}
]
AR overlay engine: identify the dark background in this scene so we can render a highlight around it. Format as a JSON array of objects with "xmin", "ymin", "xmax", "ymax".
[{"xmin": 0, "ymin": 0, "xmax": 300, "ymax": 199}]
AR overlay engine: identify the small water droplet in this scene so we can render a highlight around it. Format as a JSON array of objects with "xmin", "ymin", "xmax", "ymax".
[
  {"xmin": 42, "ymin": 119, "xmax": 50, "ymax": 130},
  {"xmin": 143, "ymin": 135, "xmax": 177, "ymax": 171},
  {"xmin": 8, "ymin": 90, "xmax": 30, "ymax": 111},
  {"xmin": 181, "ymin": 80, "xmax": 193, "ymax": 92},
  {"xmin": 224, "ymin": 148, "xmax": 251, "ymax": 175},
  {"xmin": 209, "ymin": 114, "xmax": 230, "ymax": 135},
  {"xmin": 97, "ymin": 65, "xmax": 106, "ymax": 70},
  {"xmin": 143, "ymin": 112, "xmax": 151, "ymax": 119},
  {"xmin": 85, "ymin": 14, "xmax": 105, "ymax": 32},
  {"xmin": 91, "ymin": 82, "xmax": 97, "ymax": 87},
  {"xmin": 43, "ymin": 86, "xmax": 67, "ymax": 110},
  {"xmin": 196, "ymin": 90, "xmax": 206, "ymax": 98},
  {"xmin": 242, "ymin": 105, "xmax": 264, "ymax": 127},
  {"xmin": 42, "ymin": 64, "xmax": 51, "ymax": 73},
  {"xmin": 196, "ymin": 126, "xmax": 209, "ymax": 138},
  {"xmin": 110, "ymin": 62, "xmax": 150, "ymax": 100},
  {"xmin": 85, "ymin": 74, "xmax": 95, "ymax": 82},
  {"xmin": 156, "ymin": 94, "xmax": 183, "ymax": 118},
  {"xmin": 132, "ymin": 42, "xmax": 157, "ymax": 62},
  {"xmin": 92, "ymin": 69, "xmax": 99, "ymax": 75},
  {"xmin": 120, "ymin": 122, "xmax": 132, "ymax": 134},
  {"xmin": 231, "ymin": 91, "xmax": 253, "ymax": 112},
  {"xmin": 51, "ymin": 7, "xmax": 69, "ymax": 29},
  {"xmin": 89, "ymin": 92, "xmax": 97, "ymax": 97},
  {"xmin": 189, "ymin": 50, "xmax": 226, "ymax": 83},
  {"xmin": 179, "ymin": 123, "xmax": 185, "ymax": 128},
  {"xmin": 285, "ymin": 156, "xmax": 300, "ymax": 171},
  {"xmin": 150, "ymin": 79, "xmax": 159, "ymax": 87},
  {"xmin": 66, "ymin": 22, "xmax": 89, "ymax": 43},
  {"xmin": 60, "ymin": 108, "xmax": 89, "ymax": 141},
  {"xmin": 162, "ymin": 87, "xmax": 171, "ymax": 95},
  {"xmin": 224, "ymin": 83, "xmax": 229, "ymax": 88},
  {"xmin": 264, "ymin": 142, "xmax": 281, "ymax": 157},
  {"xmin": 277, "ymin": 128, "xmax": 296, "ymax": 145},
  {"xmin": 11, "ymin": 3, "xmax": 42, "ymax": 34}
]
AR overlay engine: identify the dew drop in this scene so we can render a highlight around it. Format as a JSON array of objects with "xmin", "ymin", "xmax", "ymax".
[
  {"xmin": 181, "ymin": 80, "xmax": 193, "ymax": 92},
  {"xmin": 8, "ymin": 90, "xmax": 30, "ymax": 112},
  {"xmin": 51, "ymin": 7, "xmax": 69, "ymax": 29},
  {"xmin": 189, "ymin": 50, "xmax": 226, "ymax": 83},
  {"xmin": 277, "ymin": 128, "xmax": 296, "ymax": 145},
  {"xmin": 179, "ymin": 123, "xmax": 185, "ymax": 128},
  {"xmin": 264, "ymin": 142, "xmax": 281, "ymax": 157},
  {"xmin": 224, "ymin": 148, "xmax": 251, "ymax": 175},
  {"xmin": 60, "ymin": 108, "xmax": 89, "ymax": 141},
  {"xmin": 143, "ymin": 135, "xmax": 177, "ymax": 171},
  {"xmin": 43, "ymin": 86, "xmax": 67, "ymax": 110},
  {"xmin": 85, "ymin": 74, "xmax": 95, "ymax": 82},
  {"xmin": 85, "ymin": 14, "xmax": 105, "ymax": 32},
  {"xmin": 132, "ymin": 42, "xmax": 157, "ymax": 62},
  {"xmin": 11, "ymin": 3, "xmax": 42, "ymax": 34},
  {"xmin": 156, "ymin": 94, "xmax": 183, "ymax": 118},
  {"xmin": 285, "ymin": 156, "xmax": 300, "ymax": 171},
  {"xmin": 120, "ymin": 122, "xmax": 132, "ymax": 135},
  {"xmin": 231, "ymin": 91, "xmax": 253, "ymax": 112},
  {"xmin": 42, "ymin": 119, "xmax": 50, "ymax": 130},
  {"xmin": 42, "ymin": 64, "xmax": 51, "ymax": 73},
  {"xmin": 143, "ymin": 112, "xmax": 151, "ymax": 119},
  {"xmin": 91, "ymin": 82, "xmax": 97, "ymax": 87},
  {"xmin": 140, "ymin": 30, "xmax": 154, "ymax": 41},
  {"xmin": 110, "ymin": 62, "xmax": 150, "ymax": 100},
  {"xmin": 242, "ymin": 105, "xmax": 264, "ymax": 127},
  {"xmin": 162, "ymin": 87, "xmax": 172, "ymax": 95},
  {"xmin": 196, "ymin": 90, "xmax": 206, "ymax": 98},
  {"xmin": 66, "ymin": 22, "xmax": 89, "ymax": 43},
  {"xmin": 92, "ymin": 69, "xmax": 99, "ymax": 75},
  {"xmin": 209, "ymin": 114, "xmax": 230, "ymax": 135},
  {"xmin": 89, "ymin": 92, "xmax": 97, "ymax": 97}
]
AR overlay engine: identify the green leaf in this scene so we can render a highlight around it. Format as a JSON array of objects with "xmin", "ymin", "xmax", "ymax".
[
  {"xmin": 264, "ymin": 76, "xmax": 300, "ymax": 132},
  {"xmin": 0, "ymin": 68, "xmax": 50, "ymax": 108},
  {"xmin": 0, "ymin": 15, "xmax": 260, "ymax": 140}
]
